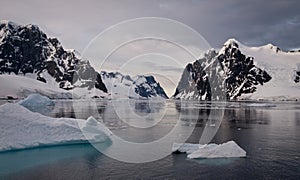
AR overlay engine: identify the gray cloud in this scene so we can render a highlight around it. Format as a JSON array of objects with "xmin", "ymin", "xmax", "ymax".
[
  {"xmin": 142, "ymin": 62, "xmax": 183, "ymax": 73},
  {"xmin": 1, "ymin": 0, "xmax": 300, "ymax": 51}
]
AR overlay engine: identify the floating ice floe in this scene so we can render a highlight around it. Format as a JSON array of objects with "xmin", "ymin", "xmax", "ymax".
[
  {"xmin": 18, "ymin": 94, "xmax": 55, "ymax": 114},
  {"xmin": 0, "ymin": 103, "xmax": 112, "ymax": 152},
  {"xmin": 172, "ymin": 141, "xmax": 246, "ymax": 159}
]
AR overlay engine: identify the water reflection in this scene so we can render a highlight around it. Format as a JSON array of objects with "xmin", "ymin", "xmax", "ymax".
[
  {"xmin": 175, "ymin": 101, "xmax": 271, "ymax": 128},
  {"xmin": 295, "ymin": 112, "xmax": 300, "ymax": 126},
  {"xmin": 51, "ymin": 101, "xmax": 75, "ymax": 118},
  {"xmin": 134, "ymin": 101, "xmax": 164, "ymax": 115},
  {"xmin": 49, "ymin": 100, "xmax": 273, "ymax": 135},
  {"xmin": 174, "ymin": 101, "xmax": 272, "ymax": 143},
  {"xmin": 50, "ymin": 99, "xmax": 167, "ymax": 130},
  {"xmin": 51, "ymin": 100, "xmax": 107, "ymax": 120},
  {"xmin": 223, "ymin": 107, "xmax": 270, "ymax": 129},
  {"xmin": 175, "ymin": 101, "xmax": 211, "ymax": 127}
]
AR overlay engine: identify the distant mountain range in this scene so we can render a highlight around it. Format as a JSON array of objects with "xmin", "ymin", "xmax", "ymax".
[
  {"xmin": 0, "ymin": 20, "xmax": 168, "ymax": 99},
  {"xmin": 100, "ymin": 71, "xmax": 168, "ymax": 99},
  {"xmin": 0, "ymin": 20, "xmax": 299, "ymax": 100}
]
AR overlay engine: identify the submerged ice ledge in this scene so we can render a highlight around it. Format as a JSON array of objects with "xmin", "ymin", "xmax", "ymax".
[
  {"xmin": 172, "ymin": 141, "xmax": 246, "ymax": 159},
  {"xmin": 0, "ymin": 103, "xmax": 112, "ymax": 152}
]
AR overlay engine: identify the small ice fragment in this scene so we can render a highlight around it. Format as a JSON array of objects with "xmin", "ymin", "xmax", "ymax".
[
  {"xmin": 172, "ymin": 141, "xmax": 246, "ymax": 159},
  {"xmin": 188, "ymin": 141, "xmax": 246, "ymax": 159},
  {"xmin": 18, "ymin": 94, "xmax": 54, "ymax": 114}
]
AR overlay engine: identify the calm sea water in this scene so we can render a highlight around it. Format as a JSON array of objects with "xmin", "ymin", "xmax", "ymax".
[{"xmin": 0, "ymin": 99, "xmax": 299, "ymax": 179}]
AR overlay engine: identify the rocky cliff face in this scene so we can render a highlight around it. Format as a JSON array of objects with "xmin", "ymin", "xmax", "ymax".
[
  {"xmin": 217, "ymin": 39, "xmax": 272, "ymax": 99},
  {"xmin": 0, "ymin": 20, "xmax": 107, "ymax": 94},
  {"xmin": 174, "ymin": 39, "xmax": 272, "ymax": 100},
  {"xmin": 294, "ymin": 64, "xmax": 300, "ymax": 83}
]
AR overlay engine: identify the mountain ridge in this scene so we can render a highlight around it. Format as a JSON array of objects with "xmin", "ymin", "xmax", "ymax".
[
  {"xmin": 174, "ymin": 38, "xmax": 300, "ymax": 101},
  {"xmin": 101, "ymin": 71, "xmax": 168, "ymax": 99},
  {"xmin": 0, "ymin": 20, "xmax": 108, "ymax": 94},
  {"xmin": 0, "ymin": 20, "xmax": 169, "ymax": 99}
]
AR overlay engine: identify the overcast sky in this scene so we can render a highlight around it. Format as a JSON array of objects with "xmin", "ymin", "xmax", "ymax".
[{"xmin": 1, "ymin": 0, "xmax": 300, "ymax": 95}]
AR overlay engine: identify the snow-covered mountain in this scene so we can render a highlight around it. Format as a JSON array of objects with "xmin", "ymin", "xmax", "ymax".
[
  {"xmin": 1, "ymin": 20, "xmax": 299, "ymax": 101},
  {"xmin": 0, "ymin": 20, "xmax": 169, "ymax": 99},
  {"xmin": 0, "ymin": 20, "xmax": 107, "ymax": 98},
  {"xmin": 239, "ymin": 41, "xmax": 300, "ymax": 100},
  {"xmin": 174, "ymin": 38, "xmax": 300, "ymax": 101},
  {"xmin": 101, "ymin": 71, "xmax": 168, "ymax": 99}
]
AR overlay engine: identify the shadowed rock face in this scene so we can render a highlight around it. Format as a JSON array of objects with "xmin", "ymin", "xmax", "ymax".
[
  {"xmin": 135, "ymin": 75, "xmax": 169, "ymax": 99},
  {"xmin": 294, "ymin": 64, "xmax": 300, "ymax": 83},
  {"xmin": 295, "ymin": 72, "xmax": 300, "ymax": 83},
  {"xmin": 0, "ymin": 21, "xmax": 107, "ymax": 93},
  {"xmin": 174, "ymin": 39, "xmax": 272, "ymax": 100}
]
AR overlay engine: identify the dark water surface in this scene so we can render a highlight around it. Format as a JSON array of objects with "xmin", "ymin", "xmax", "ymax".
[{"xmin": 0, "ymin": 100, "xmax": 299, "ymax": 179}]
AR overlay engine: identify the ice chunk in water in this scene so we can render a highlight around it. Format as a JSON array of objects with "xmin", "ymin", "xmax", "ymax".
[
  {"xmin": 18, "ymin": 94, "xmax": 54, "ymax": 114},
  {"xmin": 0, "ymin": 103, "xmax": 111, "ymax": 152},
  {"xmin": 172, "ymin": 141, "xmax": 246, "ymax": 159}
]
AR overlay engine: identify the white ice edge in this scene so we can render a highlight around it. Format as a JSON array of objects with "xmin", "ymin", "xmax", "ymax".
[
  {"xmin": 172, "ymin": 140, "xmax": 246, "ymax": 159},
  {"xmin": 0, "ymin": 103, "xmax": 112, "ymax": 152}
]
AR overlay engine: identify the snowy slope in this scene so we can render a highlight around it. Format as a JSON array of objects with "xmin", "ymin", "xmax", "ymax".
[
  {"xmin": 174, "ymin": 39, "xmax": 271, "ymax": 100},
  {"xmin": 0, "ymin": 103, "xmax": 112, "ymax": 152},
  {"xmin": 0, "ymin": 75, "xmax": 72, "ymax": 99},
  {"xmin": 175, "ymin": 38, "xmax": 300, "ymax": 101},
  {"xmin": 239, "ymin": 42, "xmax": 300, "ymax": 100},
  {"xmin": 101, "ymin": 71, "xmax": 168, "ymax": 99},
  {"xmin": 0, "ymin": 20, "xmax": 170, "ymax": 99}
]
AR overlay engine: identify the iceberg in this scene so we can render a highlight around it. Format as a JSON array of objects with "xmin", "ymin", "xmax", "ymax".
[
  {"xmin": 0, "ymin": 103, "xmax": 112, "ymax": 152},
  {"xmin": 18, "ymin": 94, "xmax": 55, "ymax": 114},
  {"xmin": 172, "ymin": 141, "xmax": 246, "ymax": 159}
]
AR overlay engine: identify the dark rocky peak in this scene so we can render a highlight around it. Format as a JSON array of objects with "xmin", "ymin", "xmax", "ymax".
[
  {"xmin": 0, "ymin": 20, "xmax": 19, "ymax": 33},
  {"xmin": 217, "ymin": 39, "xmax": 272, "ymax": 99},
  {"xmin": 174, "ymin": 39, "xmax": 272, "ymax": 100},
  {"xmin": 0, "ymin": 20, "xmax": 107, "ymax": 94},
  {"xmin": 173, "ymin": 49, "xmax": 220, "ymax": 100}
]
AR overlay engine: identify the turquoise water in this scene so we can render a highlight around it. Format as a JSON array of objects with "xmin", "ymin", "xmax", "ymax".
[{"xmin": 0, "ymin": 100, "xmax": 299, "ymax": 179}]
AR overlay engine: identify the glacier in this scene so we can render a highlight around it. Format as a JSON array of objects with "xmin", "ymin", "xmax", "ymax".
[
  {"xmin": 0, "ymin": 75, "xmax": 72, "ymax": 99},
  {"xmin": 0, "ymin": 103, "xmax": 112, "ymax": 152}
]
